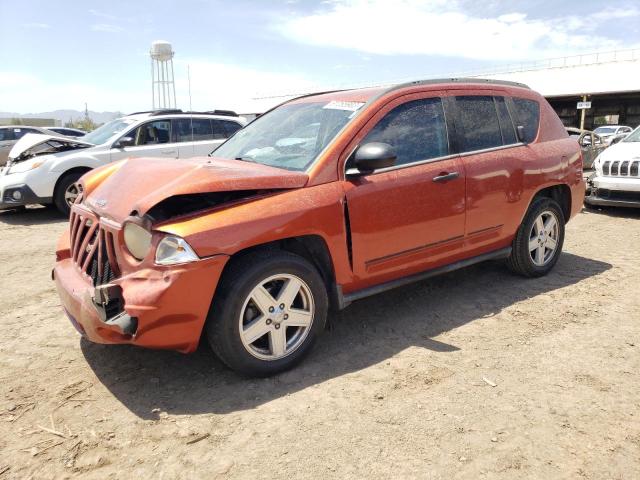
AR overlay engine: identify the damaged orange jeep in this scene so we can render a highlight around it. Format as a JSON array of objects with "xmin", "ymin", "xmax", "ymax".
[{"xmin": 54, "ymin": 79, "xmax": 584, "ymax": 376}]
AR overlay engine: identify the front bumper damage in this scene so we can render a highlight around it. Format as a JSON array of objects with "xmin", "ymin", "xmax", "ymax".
[
  {"xmin": 0, "ymin": 182, "xmax": 52, "ymax": 210},
  {"xmin": 53, "ymin": 236, "xmax": 229, "ymax": 353},
  {"xmin": 585, "ymin": 175, "xmax": 640, "ymax": 208}
]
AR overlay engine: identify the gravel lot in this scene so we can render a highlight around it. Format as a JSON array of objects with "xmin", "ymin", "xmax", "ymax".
[{"xmin": 1, "ymin": 205, "xmax": 639, "ymax": 479}]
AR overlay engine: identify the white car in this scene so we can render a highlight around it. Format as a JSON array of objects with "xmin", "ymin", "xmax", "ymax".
[
  {"xmin": 593, "ymin": 125, "xmax": 633, "ymax": 145},
  {"xmin": 0, "ymin": 110, "xmax": 246, "ymax": 214},
  {"xmin": 586, "ymin": 126, "xmax": 640, "ymax": 208}
]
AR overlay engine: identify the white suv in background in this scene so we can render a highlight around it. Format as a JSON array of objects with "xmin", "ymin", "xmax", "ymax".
[
  {"xmin": 0, "ymin": 110, "xmax": 246, "ymax": 214},
  {"xmin": 586, "ymin": 125, "xmax": 640, "ymax": 208}
]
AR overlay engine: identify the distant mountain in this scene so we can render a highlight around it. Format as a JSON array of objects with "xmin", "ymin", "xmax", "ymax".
[{"xmin": 0, "ymin": 110, "xmax": 122, "ymax": 124}]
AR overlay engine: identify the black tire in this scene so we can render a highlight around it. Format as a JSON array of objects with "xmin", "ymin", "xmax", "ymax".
[
  {"xmin": 53, "ymin": 172, "xmax": 84, "ymax": 216},
  {"xmin": 507, "ymin": 197, "xmax": 565, "ymax": 277},
  {"xmin": 206, "ymin": 250, "xmax": 328, "ymax": 377}
]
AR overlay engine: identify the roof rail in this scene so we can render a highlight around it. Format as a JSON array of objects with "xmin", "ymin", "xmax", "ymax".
[
  {"xmin": 390, "ymin": 77, "xmax": 531, "ymax": 91},
  {"xmin": 190, "ymin": 109, "xmax": 239, "ymax": 117},
  {"xmin": 127, "ymin": 109, "xmax": 183, "ymax": 116},
  {"xmin": 126, "ymin": 109, "xmax": 239, "ymax": 117}
]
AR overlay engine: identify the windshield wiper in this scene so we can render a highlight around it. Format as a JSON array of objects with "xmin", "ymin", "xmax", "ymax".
[{"xmin": 234, "ymin": 156, "xmax": 257, "ymax": 163}]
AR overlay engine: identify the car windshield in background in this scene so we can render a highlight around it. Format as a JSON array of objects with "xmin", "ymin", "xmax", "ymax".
[
  {"xmin": 81, "ymin": 118, "xmax": 136, "ymax": 145},
  {"xmin": 212, "ymin": 101, "xmax": 364, "ymax": 171},
  {"xmin": 594, "ymin": 127, "xmax": 617, "ymax": 134},
  {"xmin": 623, "ymin": 128, "xmax": 640, "ymax": 142}
]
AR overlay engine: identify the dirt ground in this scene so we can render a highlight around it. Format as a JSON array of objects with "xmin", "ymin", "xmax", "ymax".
[{"xmin": 0, "ymin": 205, "xmax": 639, "ymax": 479}]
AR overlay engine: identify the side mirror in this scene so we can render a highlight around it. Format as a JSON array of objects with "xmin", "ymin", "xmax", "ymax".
[
  {"xmin": 114, "ymin": 136, "xmax": 134, "ymax": 148},
  {"xmin": 516, "ymin": 125, "xmax": 527, "ymax": 144},
  {"xmin": 349, "ymin": 142, "xmax": 397, "ymax": 175}
]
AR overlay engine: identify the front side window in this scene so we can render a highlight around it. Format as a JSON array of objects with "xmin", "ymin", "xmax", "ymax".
[
  {"xmin": 360, "ymin": 97, "xmax": 449, "ymax": 166},
  {"xmin": 455, "ymin": 96, "xmax": 503, "ymax": 152},
  {"xmin": 213, "ymin": 101, "xmax": 360, "ymax": 171},
  {"xmin": 512, "ymin": 98, "xmax": 540, "ymax": 143},
  {"xmin": 129, "ymin": 120, "xmax": 171, "ymax": 146}
]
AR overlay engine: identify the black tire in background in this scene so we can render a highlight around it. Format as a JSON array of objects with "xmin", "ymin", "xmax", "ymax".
[
  {"xmin": 53, "ymin": 172, "xmax": 84, "ymax": 216},
  {"xmin": 507, "ymin": 197, "xmax": 565, "ymax": 277},
  {"xmin": 206, "ymin": 250, "xmax": 328, "ymax": 377}
]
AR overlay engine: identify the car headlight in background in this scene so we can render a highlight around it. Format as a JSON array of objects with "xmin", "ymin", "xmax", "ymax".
[
  {"xmin": 155, "ymin": 236, "xmax": 199, "ymax": 265},
  {"xmin": 6, "ymin": 160, "xmax": 44, "ymax": 175},
  {"xmin": 123, "ymin": 222, "xmax": 152, "ymax": 260}
]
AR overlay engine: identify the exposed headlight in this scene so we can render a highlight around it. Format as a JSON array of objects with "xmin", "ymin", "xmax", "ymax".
[
  {"xmin": 155, "ymin": 236, "xmax": 199, "ymax": 265},
  {"xmin": 7, "ymin": 160, "xmax": 44, "ymax": 175},
  {"xmin": 123, "ymin": 222, "xmax": 152, "ymax": 260}
]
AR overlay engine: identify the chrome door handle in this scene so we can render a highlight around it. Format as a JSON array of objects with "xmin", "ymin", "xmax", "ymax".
[{"xmin": 433, "ymin": 172, "xmax": 459, "ymax": 183}]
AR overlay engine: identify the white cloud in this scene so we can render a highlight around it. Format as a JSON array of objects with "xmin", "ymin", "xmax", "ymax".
[
  {"xmin": 173, "ymin": 60, "xmax": 318, "ymax": 113},
  {"xmin": 88, "ymin": 9, "xmax": 117, "ymax": 20},
  {"xmin": 21, "ymin": 23, "xmax": 51, "ymax": 29},
  {"xmin": 276, "ymin": 0, "xmax": 639, "ymax": 61},
  {"xmin": 0, "ymin": 62, "xmax": 318, "ymax": 114},
  {"xmin": 91, "ymin": 24, "xmax": 124, "ymax": 33}
]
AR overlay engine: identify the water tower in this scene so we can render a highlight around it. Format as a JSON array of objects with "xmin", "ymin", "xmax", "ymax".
[{"xmin": 150, "ymin": 40, "xmax": 177, "ymax": 109}]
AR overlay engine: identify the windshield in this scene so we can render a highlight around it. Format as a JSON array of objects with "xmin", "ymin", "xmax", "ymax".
[
  {"xmin": 623, "ymin": 127, "xmax": 640, "ymax": 142},
  {"xmin": 594, "ymin": 127, "xmax": 617, "ymax": 134},
  {"xmin": 82, "ymin": 118, "xmax": 136, "ymax": 145},
  {"xmin": 212, "ymin": 101, "xmax": 364, "ymax": 171}
]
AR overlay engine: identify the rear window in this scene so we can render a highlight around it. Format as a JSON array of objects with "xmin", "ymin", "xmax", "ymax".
[
  {"xmin": 511, "ymin": 98, "xmax": 540, "ymax": 143},
  {"xmin": 455, "ymin": 96, "xmax": 503, "ymax": 152}
]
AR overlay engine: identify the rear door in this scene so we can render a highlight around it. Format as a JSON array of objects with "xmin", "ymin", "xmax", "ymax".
[
  {"xmin": 452, "ymin": 93, "xmax": 525, "ymax": 254},
  {"xmin": 111, "ymin": 120, "xmax": 178, "ymax": 161},
  {"xmin": 344, "ymin": 92, "xmax": 466, "ymax": 282}
]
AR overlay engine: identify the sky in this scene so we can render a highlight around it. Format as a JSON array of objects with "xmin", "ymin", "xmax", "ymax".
[{"xmin": 1, "ymin": 0, "xmax": 639, "ymax": 114}]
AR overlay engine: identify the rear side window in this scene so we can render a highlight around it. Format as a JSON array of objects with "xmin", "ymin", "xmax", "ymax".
[
  {"xmin": 361, "ymin": 97, "xmax": 449, "ymax": 166},
  {"xmin": 495, "ymin": 97, "xmax": 517, "ymax": 145},
  {"xmin": 221, "ymin": 120, "xmax": 242, "ymax": 137},
  {"xmin": 511, "ymin": 98, "xmax": 540, "ymax": 143},
  {"xmin": 211, "ymin": 120, "xmax": 229, "ymax": 140},
  {"xmin": 0, "ymin": 129, "xmax": 14, "ymax": 141},
  {"xmin": 455, "ymin": 96, "xmax": 503, "ymax": 152},
  {"xmin": 173, "ymin": 118, "xmax": 214, "ymax": 142}
]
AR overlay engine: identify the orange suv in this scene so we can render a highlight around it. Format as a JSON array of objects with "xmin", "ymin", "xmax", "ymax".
[{"xmin": 53, "ymin": 79, "xmax": 584, "ymax": 376}]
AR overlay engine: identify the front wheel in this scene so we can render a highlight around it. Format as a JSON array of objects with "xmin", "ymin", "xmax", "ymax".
[
  {"xmin": 507, "ymin": 197, "xmax": 565, "ymax": 277},
  {"xmin": 206, "ymin": 250, "xmax": 328, "ymax": 376},
  {"xmin": 53, "ymin": 172, "xmax": 84, "ymax": 216}
]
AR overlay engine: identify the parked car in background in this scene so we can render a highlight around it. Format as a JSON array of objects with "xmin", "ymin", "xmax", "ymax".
[
  {"xmin": 0, "ymin": 125, "xmax": 64, "ymax": 166},
  {"xmin": 46, "ymin": 127, "xmax": 87, "ymax": 138},
  {"xmin": 586, "ymin": 125, "xmax": 640, "ymax": 208},
  {"xmin": 0, "ymin": 110, "xmax": 246, "ymax": 214},
  {"xmin": 566, "ymin": 127, "xmax": 607, "ymax": 169},
  {"xmin": 593, "ymin": 125, "xmax": 633, "ymax": 145},
  {"xmin": 52, "ymin": 79, "xmax": 583, "ymax": 376}
]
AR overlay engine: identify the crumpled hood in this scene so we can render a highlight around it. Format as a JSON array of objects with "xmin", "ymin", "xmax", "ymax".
[
  {"xmin": 84, "ymin": 156, "xmax": 309, "ymax": 222},
  {"xmin": 8, "ymin": 133, "xmax": 94, "ymax": 162}
]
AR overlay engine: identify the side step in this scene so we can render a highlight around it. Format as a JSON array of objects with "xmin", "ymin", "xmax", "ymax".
[{"xmin": 339, "ymin": 247, "xmax": 512, "ymax": 308}]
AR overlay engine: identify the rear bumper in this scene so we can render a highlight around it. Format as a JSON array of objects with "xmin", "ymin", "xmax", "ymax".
[{"xmin": 53, "ymin": 250, "xmax": 229, "ymax": 353}]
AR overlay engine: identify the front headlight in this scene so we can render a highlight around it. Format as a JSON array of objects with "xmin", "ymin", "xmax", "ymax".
[
  {"xmin": 123, "ymin": 222, "xmax": 152, "ymax": 260},
  {"xmin": 155, "ymin": 236, "xmax": 199, "ymax": 265},
  {"xmin": 7, "ymin": 160, "xmax": 44, "ymax": 175}
]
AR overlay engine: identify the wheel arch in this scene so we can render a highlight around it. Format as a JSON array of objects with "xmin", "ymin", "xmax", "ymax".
[
  {"xmin": 530, "ymin": 183, "xmax": 571, "ymax": 223},
  {"xmin": 218, "ymin": 234, "xmax": 342, "ymax": 310},
  {"xmin": 52, "ymin": 166, "xmax": 93, "ymax": 199}
]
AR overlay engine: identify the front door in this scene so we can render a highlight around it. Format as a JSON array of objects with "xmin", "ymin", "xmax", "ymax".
[
  {"xmin": 344, "ymin": 94, "xmax": 466, "ymax": 284},
  {"xmin": 110, "ymin": 120, "xmax": 178, "ymax": 162}
]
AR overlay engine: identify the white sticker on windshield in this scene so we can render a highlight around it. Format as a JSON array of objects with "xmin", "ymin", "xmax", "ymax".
[{"xmin": 323, "ymin": 101, "xmax": 365, "ymax": 112}]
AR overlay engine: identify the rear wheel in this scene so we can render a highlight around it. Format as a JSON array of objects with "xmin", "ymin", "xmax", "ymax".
[
  {"xmin": 507, "ymin": 197, "xmax": 565, "ymax": 277},
  {"xmin": 206, "ymin": 250, "xmax": 328, "ymax": 376},
  {"xmin": 54, "ymin": 172, "xmax": 84, "ymax": 216}
]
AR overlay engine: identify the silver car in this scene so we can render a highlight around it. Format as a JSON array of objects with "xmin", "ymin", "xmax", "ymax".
[{"xmin": 0, "ymin": 125, "xmax": 63, "ymax": 166}]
